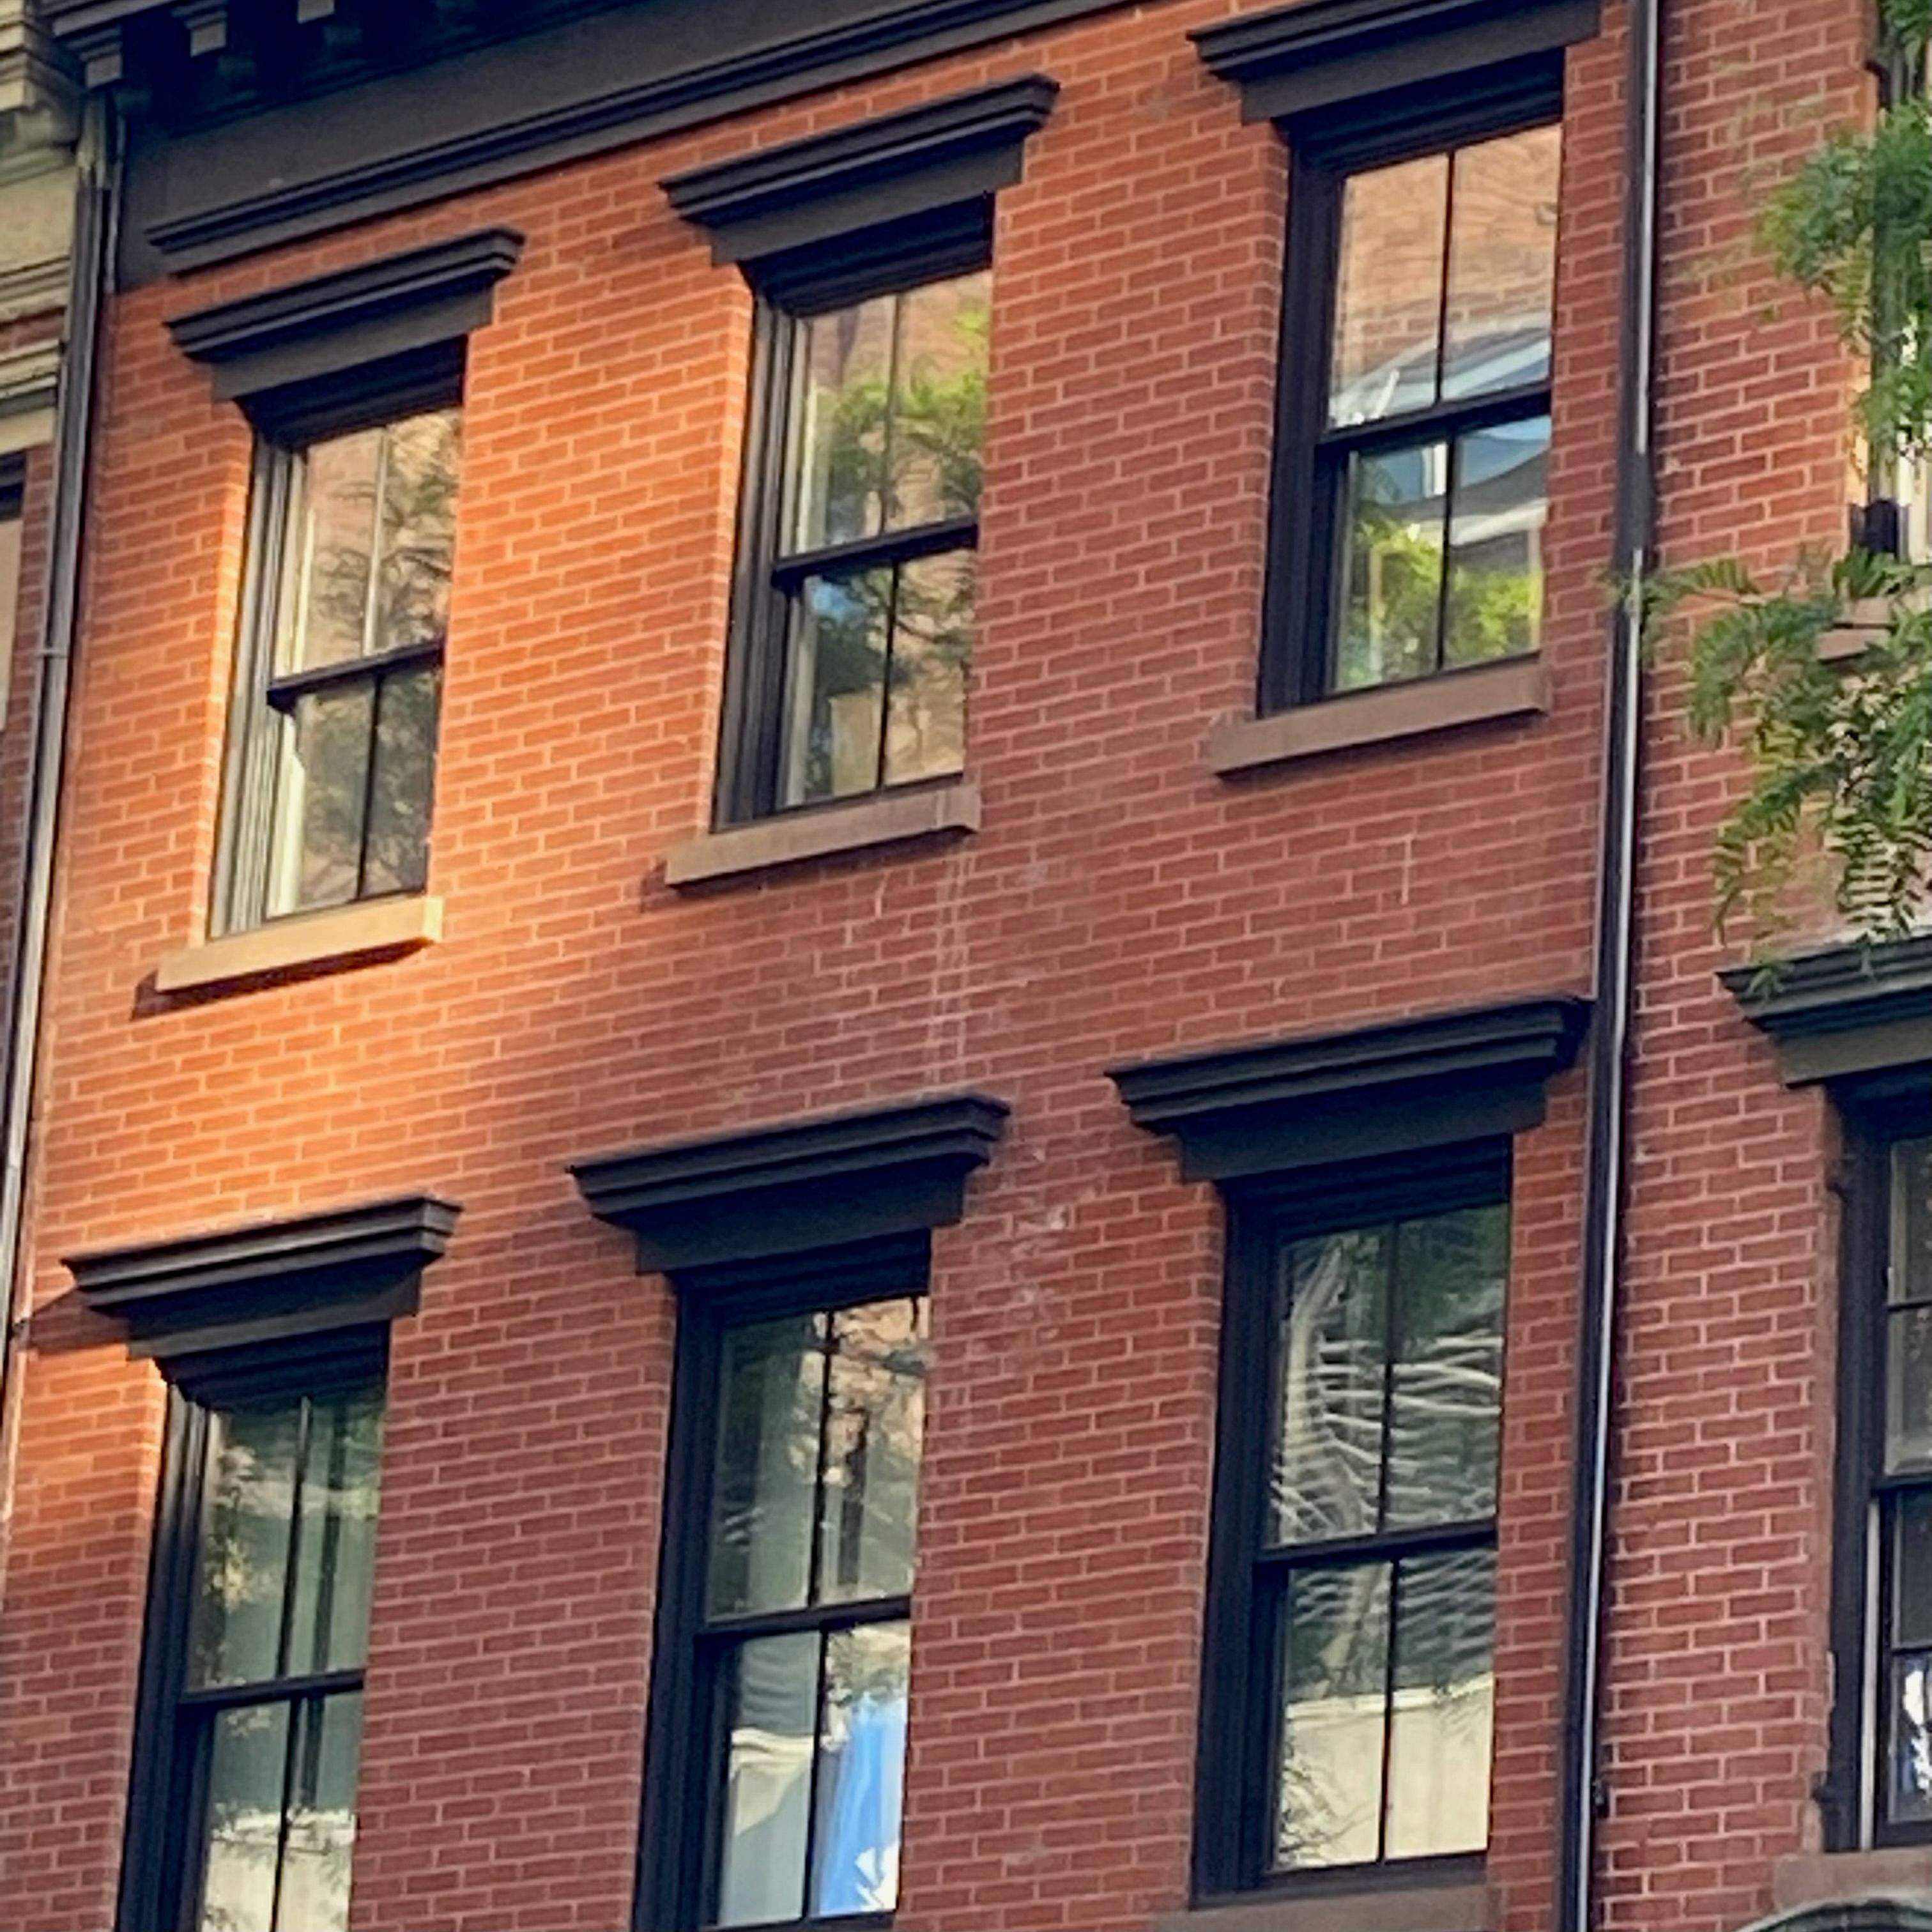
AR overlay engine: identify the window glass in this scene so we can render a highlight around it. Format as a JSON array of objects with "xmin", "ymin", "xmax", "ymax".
[
  {"xmin": 769, "ymin": 271, "xmax": 986, "ymax": 812},
  {"xmin": 1269, "ymin": 1200, "xmax": 1505, "ymax": 1870},
  {"xmin": 705, "ymin": 1296, "xmax": 927, "ymax": 1926},
  {"xmin": 1315, "ymin": 123, "xmax": 1560, "ymax": 698},
  {"xmin": 248, "ymin": 404, "xmax": 459, "ymax": 924},
  {"xmin": 183, "ymin": 1383, "xmax": 384, "ymax": 1932}
]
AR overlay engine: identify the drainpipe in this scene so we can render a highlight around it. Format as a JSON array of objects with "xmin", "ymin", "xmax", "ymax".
[
  {"xmin": 0, "ymin": 93, "xmax": 119, "ymax": 1597},
  {"xmin": 1555, "ymin": 0, "xmax": 1664, "ymax": 1925}
]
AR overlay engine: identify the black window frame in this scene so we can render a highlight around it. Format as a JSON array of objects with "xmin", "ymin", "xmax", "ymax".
[
  {"xmin": 1196, "ymin": 1138, "xmax": 1510, "ymax": 1900},
  {"xmin": 1258, "ymin": 54, "xmax": 1565, "ymax": 714},
  {"xmin": 210, "ymin": 341, "xmax": 465, "ymax": 939},
  {"xmin": 713, "ymin": 202, "xmax": 993, "ymax": 829},
  {"xmin": 118, "ymin": 1324, "xmax": 388, "ymax": 1932},
  {"xmin": 1827, "ymin": 1074, "xmax": 1932, "ymax": 1849},
  {"xmin": 638, "ymin": 1232, "xmax": 931, "ymax": 1932}
]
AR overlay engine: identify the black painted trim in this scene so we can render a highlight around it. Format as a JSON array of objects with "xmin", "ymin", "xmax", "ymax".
[
  {"xmin": 165, "ymin": 227, "xmax": 523, "ymax": 401},
  {"xmin": 1108, "ymin": 995, "xmax": 1590, "ymax": 1181},
  {"xmin": 66, "ymin": 1192, "xmax": 461, "ymax": 1363},
  {"xmin": 1722, "ymin": 939, "xmax": 1932, "ymax": 1054},
  {"xmin": 81, "ymin": 0, "xmax": 1129, "ymax": 280},
  {"xmin": 663, "ymin": 74, "xmax": 1057, "ymax": 266},
  {"xmin": 1190, "ymin": 0, "xmax": 1601, "ymax": 125},
  {"xmin": 569, "ymin": 1091, "xmax": 1010, "ymax": 1272}
]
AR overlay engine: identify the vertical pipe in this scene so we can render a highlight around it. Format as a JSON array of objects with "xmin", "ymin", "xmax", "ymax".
[
  {"xmin": 0, "ymin": 93, "xmax": 120, "ymax": 1597},
  {"xmin": 1555, "ymin": 0, "xmax": 1664, "ymax": 1924}
]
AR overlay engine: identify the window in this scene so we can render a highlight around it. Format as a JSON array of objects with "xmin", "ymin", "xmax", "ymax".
[
  {"xmin": 716, "ymin": 211, "xmax": 989, "ymax": 823},
  {"xmin": 1829, "ymin": 1098, "xmax": 1932, "ymax": 1847},
  {"xmin": 1263, "ymin": 77, "xmax": 1561, "ymax": 708},
  {"xmin": 130, "ymin": 1335, "xmax": 385, "ymax": 1932},
  {"xmin": 647, "ymin": 1243, "xmax": 930, "ymax": 1930},
  {"xmin": 215, "ymin": 352, "xmax": 463, "ymax": 935},
  {"xmin": 1199, "ymin": 1146, "xmax": 1508, "ymax": 1892}
]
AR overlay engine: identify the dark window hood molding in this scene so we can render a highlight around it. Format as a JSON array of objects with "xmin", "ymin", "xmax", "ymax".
[
  {"xmin": 1721, "ymin": 936, "xmax": 1932, "ymax": 1087},
  {"xmin": 569, "ymin": 1091, "xmax": 1010, "ymax": 1273},
  {"xmin": 1190, "ymin": 0, "xmax": 1602, "ymax": 125},
  {"xmin": 663, "ymin": 74, "xmax": 1058, "ymax": 266},
  {"xmin": 167, "ymin": 227, "xmax": 524, "ymax": 403},
  {"xmin": 65, "ymin": 1192, "xmax": 462, "ymax": 1363},
  {"xmin": 1110, "ymin": 995, "xmax": 1591, "ymax": 1181}
]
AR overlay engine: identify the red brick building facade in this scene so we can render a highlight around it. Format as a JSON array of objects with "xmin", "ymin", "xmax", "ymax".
[{"xmin": 0, "ymin": 3, "xmax": 1894, "ymax": 1932}]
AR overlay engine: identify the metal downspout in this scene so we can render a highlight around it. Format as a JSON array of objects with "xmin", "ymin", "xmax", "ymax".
[
  {"xmin": 1555, "ymin": 0, "xmax": 1664, "ymax": 1924},
  {"xmin": 0, "ymin": 94, "xmax": 120, "ymax": 1596}
]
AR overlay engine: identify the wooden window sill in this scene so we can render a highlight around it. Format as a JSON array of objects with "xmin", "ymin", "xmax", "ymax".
[
  {"xmin": 1772, "ymin": 1848, "xmax": 1932, "ymax": 1912},
  {"xmin": 663, "ymin": 781, "xmax": 979, "ymax": 887},
  {"xmin": 154, "ymin": 894, "xmax": 442, "ymax": 995},
  {"xmin": 1208, "ymin": 656, "xmax": 1549, "ymax": 776},
  {"xmin": 1149, "ymin": 1878, "xmax": 1493, "ymax": 1932}
]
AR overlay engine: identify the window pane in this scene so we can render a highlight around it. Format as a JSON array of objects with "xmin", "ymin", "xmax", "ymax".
[
  {"xmin": 197, "ymin": 1700, "xmax": 289, "ymax": 1932},
  {"xmin": 1889, "ymin": 1652, "xmax": 1932, "ymax": 1825},
  {"xmin": 1443, "ymin": 417, "xmax": 1548, "ymax": 668},
  {"xmin": 277, "ymin": 1692, "xmax": 362, "ymax": 1932},
  {"xmin": 287, "ymin": 1387, "xmax": 384, "ymax": 1678},
  {"xmin": 812, "ymin": 1620, "xmax": 910, "ymax": 1917},
  {"xmin": 884, "ymin": 272, "xmax": 988, "ymax": 532},
  {"xmin": 716, "ymin": 1632, "xmax": 818, "ymax": 1928},
  {"xmin": 790, "ymin": 296, "xmax": 895, "ymax": 554},
  {"xmin": 820, "ymin": 1302, "xmax": 928, "ymax": 1605},
  {"xmin": 264, "ymin": 680, "xmax": 376, "ymax": 917},
  {"xmin": 360, "ymin": 666, "xmax": 440, "ymax": 900},
  {"xmin": 1443, "ymin": 128, "xmax": 1561, "ymax": 403},
  {"xmin": 1896, "ymin": 1492, "xmax": 1932, "ymax": 1651},
  {"xmin": 782, "ymin": 570, "xmax": 889, "ymax": 807},
  {"xmin": 1893, "ymin": 1139, "xmax": 1932, "ymax": 1305},
  {"xmin": 1385, "ymin": 1206, "xmax": 1506, "ymax": 1531},
  {"xmin": 1276, "ymin": 1562, "xmax": 1389, "ymax": 1869},
  {"xmin": 708, "ymin": 1315, "xmax": 826, "ymax": 1620},
  {"xmin": 884, "ymin": 549, "xmax": 972, "ymax": 790},
  {"xmin": 1328, "ymin": 154, "xmax": 1448, "ymax": 427},
  {"xmin": 1335, "ymin": 442, "xmax": 1447, "ymax": 693},
  {"xmin": 371, "ymin": 410, "xmax": 461, "ymax": 656},
  {"xmin": 190, "ymin": 1403, "xmax": 302, "ymax": 1690},
  {"xmin": 1384, "ymin": 1549, "xmax": 1494, "ymax": 1857},
  {"xmin": 1275, "ymin": 1229, "xmax": 1389, "ymax": 1548},
  {"xmin": 1890, "ymin": 1305, "xmax": 1932, "ymax": 1475}
]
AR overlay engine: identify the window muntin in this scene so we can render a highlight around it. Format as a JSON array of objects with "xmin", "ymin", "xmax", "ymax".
[
  {"xmin": 1275, "ymin": 114, "xmax": 1561, "ymax": 705},
  {"xmin": 701, "ymin": 1296, "xmax": 928, "ymax": 1927},
  {"xmin": 171, "ymin": 1376, "xmax": 384, "ymax": 1932},
  {"xmin": 217, "ymin": 388, "xmax": 461, "ymax": 936},
  {"xmin": 1265, "ymin": 1203, "xmax": 1505, "ymax": 1870}
]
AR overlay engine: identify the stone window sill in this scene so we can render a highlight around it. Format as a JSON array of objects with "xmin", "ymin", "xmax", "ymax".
[
  {"xmin": 663, "ymin": 779, "xmax": 980, "ymax": 887},
  {"xmin": 1820, "ymin": 592, "xmax": 1932, "ymax": 664},
  {"xmin": 1772, "ymin": 1847, "xmax": 1932, "ymax": 1912},
  {"xmin": 1149, "ymin": 1878, "xmax": 1493, "ymax": 1932},
  {"xmin": 153, "ymin": 894, "xmax": 442, "ymax": 997},
  {"xmin": 1208, "ymin": 656, "xmax": 1549, "ymax": 776}
]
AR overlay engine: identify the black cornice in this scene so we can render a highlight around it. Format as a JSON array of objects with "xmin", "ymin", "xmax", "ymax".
[
  {"xmin": 570, "ymin": 1092, "xmax": 1010, "ymax": 1273},
  {"xmin": 1721, "ymin": 937, "xmax": 1932, "ymax": 1086},
  {"xmin": 1110, "ymin": 995, "xmax": 1591, "ymax": 1181},
  {"xmin": 663, "ymin": 75, "xmax": 1059, "ymax": 266},
  {"xmin": 66, "ymin": 1192, "xmax": 462, "ymax": 1361},
  {"xmin": 167, "ymin": 227, "xmax": 523, "ymax": 402},
  {"xmin": 1191, "ymin": 0, "xmax": 1602, "ymax": 124}
]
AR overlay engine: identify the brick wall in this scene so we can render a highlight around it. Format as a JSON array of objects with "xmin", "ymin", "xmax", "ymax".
[{"xmin": 0, "ymin": 1, "xmax": 1874, "ymax": 1929}]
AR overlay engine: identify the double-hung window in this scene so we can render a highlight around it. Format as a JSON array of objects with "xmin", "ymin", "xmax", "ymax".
[
  {"xmin": 1201, "ymin": 1145, "xmax": 1508, "ymax": 1890},
  {"xmin": 654, "ymin": 1245, "xmax": 930, "ymax": 1929},
  {"xmin": 1829, "ymin": 1096, "xmax": 1932, "ymax": 1846},
  {"xmin": 720, "ymin": 217, "xmax": 989, "ymax": 820},
  {"xmin": 1262, "ymin": 75, "xmax": 1561, "ymax": 708},
  {"xmin": 134, "ymin": 1335, "xmax": 386, "ymax": 1932},
  {"xmin": 215, "ymin": 351, "xmax": 463, "ymax": 934}
]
